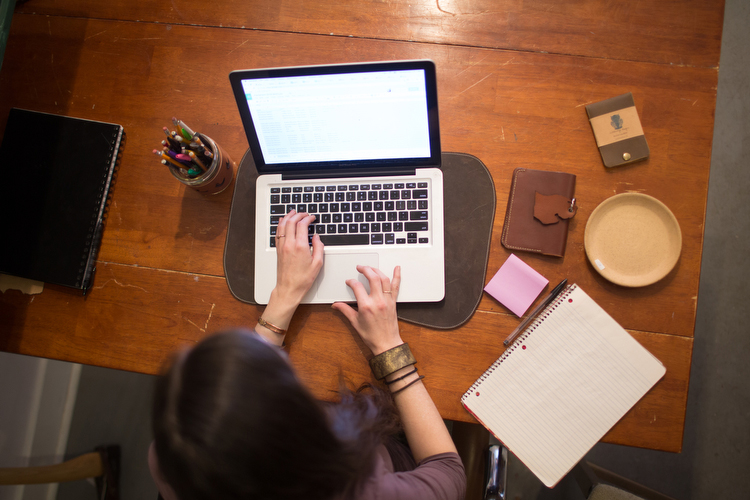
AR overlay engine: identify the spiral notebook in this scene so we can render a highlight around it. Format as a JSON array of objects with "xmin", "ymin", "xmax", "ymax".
[
  {"xmin": 461, "ymin": 284, "xmax": 665, "ymax": 487},
  {"xmin": 0, "ymin": 108, "xmax": 124, "ymax": 293}
]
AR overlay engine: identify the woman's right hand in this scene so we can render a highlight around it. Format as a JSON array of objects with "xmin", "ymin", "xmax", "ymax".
[{"xmin": 331, "ymin": 265, "xmax": 403, "ymax": 355}]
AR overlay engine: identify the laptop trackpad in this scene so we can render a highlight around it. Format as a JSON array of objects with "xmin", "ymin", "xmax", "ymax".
[{"xmin": 316, "ymin": 253, "xmax": 379, "ymax": 302}]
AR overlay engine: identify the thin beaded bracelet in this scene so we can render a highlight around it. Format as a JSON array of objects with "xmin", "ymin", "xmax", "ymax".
[
  {"xmin": 385, "ymin": 367, "xmax": 418, "ymax": 385},
  {"xmin": 258, "ymin": 317, "xmax": 286, "ymax": 335},
  {"xmin": 391, "ymin": 375, "xmax": 425, "ymax": 395}
]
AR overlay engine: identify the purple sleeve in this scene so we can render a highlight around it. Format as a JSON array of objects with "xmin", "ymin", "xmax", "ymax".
[{"xmin": 359, "ymin": 452, "xmax": 466, "ymax": 500}]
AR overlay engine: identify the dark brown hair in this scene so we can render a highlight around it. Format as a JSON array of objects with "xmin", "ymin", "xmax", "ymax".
[{"xmin": 152, "ymin": 329, "xmax": 400, "ymax": 500}]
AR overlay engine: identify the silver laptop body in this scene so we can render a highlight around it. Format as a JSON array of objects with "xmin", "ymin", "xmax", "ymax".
[{"xmin": 229, "ymin": 60, "xmax": 445, "ymax": 304}]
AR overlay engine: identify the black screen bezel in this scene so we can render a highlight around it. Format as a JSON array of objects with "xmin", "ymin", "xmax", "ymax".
[{"xmin": 229, "ymin": 60, "xmax": 441, "ymax": 176}]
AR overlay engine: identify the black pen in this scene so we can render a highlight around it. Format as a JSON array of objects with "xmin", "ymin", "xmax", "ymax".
[{"xmin": 503, "ymin": 279, "xmax": 568, "ymax": 347}]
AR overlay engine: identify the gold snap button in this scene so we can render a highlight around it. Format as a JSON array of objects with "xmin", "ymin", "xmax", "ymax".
[{"xmin": 623, "ymin": 152, "xmax": 631, "ymax": 161}]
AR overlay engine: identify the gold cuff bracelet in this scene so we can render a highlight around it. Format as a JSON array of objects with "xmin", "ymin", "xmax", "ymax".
[{"xmin": 369, "ymin": 343, "xmax": 416, "ymax": 380}]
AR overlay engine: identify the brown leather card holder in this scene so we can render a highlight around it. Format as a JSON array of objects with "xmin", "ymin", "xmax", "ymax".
[{"xmin": 501, "ymin": 168, "xmax": 577, "ymax": 257}]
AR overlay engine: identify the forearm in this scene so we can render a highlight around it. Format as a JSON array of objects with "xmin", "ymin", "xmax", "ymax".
[
  {"xmin": 254, "ymin": 289, "xmax": 300, "ymax": 346},
  {"xmin": 385, "ymin": 363, "xmax": 458, "ymax": 462}
]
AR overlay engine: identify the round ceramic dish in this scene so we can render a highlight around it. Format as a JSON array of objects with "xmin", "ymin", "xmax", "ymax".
[{"xmin": 584, "ymin": 193, "xmax": 682, "ymax": 287}]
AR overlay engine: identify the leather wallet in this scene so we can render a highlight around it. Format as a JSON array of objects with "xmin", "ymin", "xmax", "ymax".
[
  {"xmin": 585, "ymin": 92, "xmax": 649, "ymax": 168},
  {"xmin": 501, "ymin": 168, "xmax": 577, "ymax": 257}
]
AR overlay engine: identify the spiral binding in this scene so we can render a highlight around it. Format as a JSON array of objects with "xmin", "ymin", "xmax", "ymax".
[
  {"xmin": 79, "ymin": 127, "xmax": 125, "ymax": 293},
  {"xmin": 462, "ymin": 283, "xmax": 577, "ymax": 401}
]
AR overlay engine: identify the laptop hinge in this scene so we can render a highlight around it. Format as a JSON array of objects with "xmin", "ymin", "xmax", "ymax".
[{"xmin": 282, "ymin": 168, "xmax": 417, "ymax": 181}]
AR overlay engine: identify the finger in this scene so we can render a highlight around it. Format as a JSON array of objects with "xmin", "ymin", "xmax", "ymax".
[
  {"xmin": 282, "ymin": 211, "xmax": 310, "ymax": 243},
  {"xmin": 331, "ymin": 302, "xmax": 358, "ymax": 325},
  {"xmin": 295, "ymin": 214, "xmax": 314, "ymax": 243},
  {"xmin": 345, "ymin": 276, "xmax": 371, "ymax": 304},
  {"xmin": 391, "ymin": 266, "xmax": 402, "ymax": 299},
  {"xmin": 356, "ymin": 265, "xmax": 383, "ymax": 294},
  {"xmin": 276, "ymin": 209, "xmax": 297, "ymax": 241},
  {"xmin": 372, "ymin": 267, "xmax": 392, "ymax": 295},
  {"xmin": 310, "ymin": 234, "xmax": 324, "ymax": 267}
]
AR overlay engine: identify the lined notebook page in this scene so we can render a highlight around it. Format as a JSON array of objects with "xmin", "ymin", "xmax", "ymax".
[{"xmin": 462, "ymin": 284, "xmax": 665, "ymax": 487}]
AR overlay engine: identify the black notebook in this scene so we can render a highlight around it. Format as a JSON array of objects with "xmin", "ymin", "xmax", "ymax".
[{"xmin": 0, "ymin": 108, "xmax": 124, "ymax": 292}]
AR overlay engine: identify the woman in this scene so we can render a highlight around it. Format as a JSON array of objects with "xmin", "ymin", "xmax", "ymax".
[{"xmin": 149, "ymin": 210, "xmax": 466, "ymax": 499}]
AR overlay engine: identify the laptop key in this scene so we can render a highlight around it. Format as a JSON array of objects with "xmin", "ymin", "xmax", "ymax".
[
  {"xmin": 410, "ymin": 211, "xmax": 428, "ymax": 220},
  {"xmin": 413, "ymin": 189, "xmax": 428, "ymax": 199},
  {"xmin": 270, "ymin": 205, "xmax": 286, "ymax": 215},
  {"xmin": 405, "ymin": 222, "xmax": 429, "ymax": 231},
  {"xmin": 319, "ymin": 234, "xmax": 369, "ymax": 246},
  {"xmin": 385, "ymin": 233, "xmax": 395, "ymax": 244},
  {"xmin": 371, "ymin": 234, "xmax": 384, "ymax": 245}
]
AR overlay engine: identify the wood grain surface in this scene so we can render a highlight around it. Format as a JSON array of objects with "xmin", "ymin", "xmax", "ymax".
[{"xmin": 0, "ymin": 0, "xmax": 724, "ymax": 453}]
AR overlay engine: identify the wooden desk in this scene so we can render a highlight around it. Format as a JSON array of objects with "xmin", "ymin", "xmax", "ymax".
[{"xmin": 0, "ymin": 0, "xmax": 724, "ymax": 453}]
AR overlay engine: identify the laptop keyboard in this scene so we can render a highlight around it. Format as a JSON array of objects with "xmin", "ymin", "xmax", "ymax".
[{"xmin": 268, "ymin": 182, "xmax": 431, "ymax": 247}]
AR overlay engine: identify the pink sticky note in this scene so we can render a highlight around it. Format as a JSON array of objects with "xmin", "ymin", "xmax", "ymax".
[{"xmin": 484, "ymin": 254, "xmax": 549, "ymax": 317}]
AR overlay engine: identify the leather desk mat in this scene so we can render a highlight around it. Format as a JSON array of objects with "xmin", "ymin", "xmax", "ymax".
[{"xmin": 224, "ymin": 152, "xmax": 495, "ymax": 329}]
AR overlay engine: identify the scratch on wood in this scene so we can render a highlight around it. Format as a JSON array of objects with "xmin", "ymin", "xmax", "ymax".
[
  {"xmin": 94, "ymin": 278, "xmax": 148, "ymax": 293},
  {"xmin": 183, "ymin": 316, "xmax": 206, "ymax": 333},
  {"xmin": 456, "ymin": 74, "xmax": 492, "ymax": 96},
  {"xmin": 228, "ymin": 39, "xmax": 250, "ymax": 55},
  {"xmin": 455, "ymin": 55, "xmax": 490, "ymax": 78},
  {"xmin": 85, "ymin": 30, "xmax": 108, "ymax": 41},
  {"xmin": 114, "ymin": 37, "xmax": 164, "ymax": 41},
  {"xmin": 436, "ymin": 0, "xmax": 456, "ymax": 15},
  {"xmin": 204, "ymin": 303, "xmax": 216, "ymax": 330}
]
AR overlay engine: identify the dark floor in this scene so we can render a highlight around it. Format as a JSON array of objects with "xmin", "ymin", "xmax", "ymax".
[{"xmin": 6, "ymin": 0, "xmax": 748, "ymax": 498}]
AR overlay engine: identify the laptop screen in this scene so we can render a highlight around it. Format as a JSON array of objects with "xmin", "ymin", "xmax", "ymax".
[{"xmin": 230, "ymin": 60, "xmax": 441, "ymax": 175}]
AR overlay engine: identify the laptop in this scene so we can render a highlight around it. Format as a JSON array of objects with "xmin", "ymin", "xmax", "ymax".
[{"xmin": 229, "ymin": 60, "xmax": 445, "ymax": 304}]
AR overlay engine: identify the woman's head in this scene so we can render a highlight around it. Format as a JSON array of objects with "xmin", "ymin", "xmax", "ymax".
[{"xmin": 152, "ymin": 329, "xmax": 362, "ymax": 500}]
